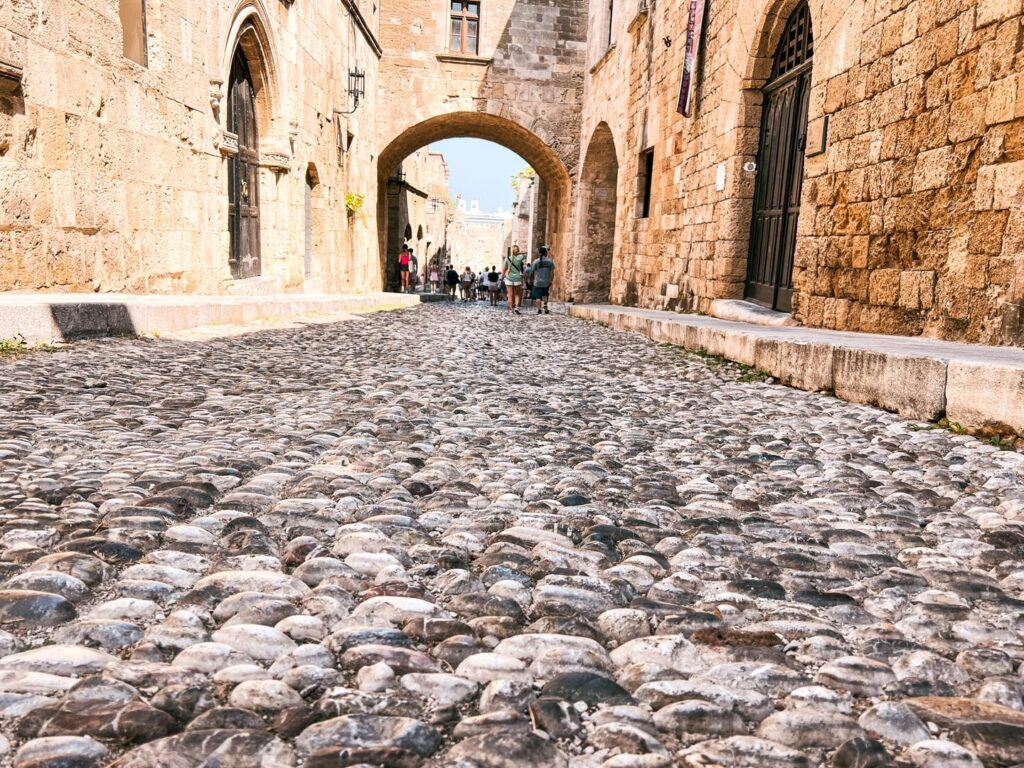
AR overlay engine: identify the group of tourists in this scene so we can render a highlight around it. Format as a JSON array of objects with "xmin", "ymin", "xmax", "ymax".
[
  {"xmin": 419, "ymin": 245, "xmax": 555, "ymax": 315},
  {"xmin": 407, "ymin": 243, "xmax": 555, "ymax": 315},
  {"xmin": 500, "ymin": 244, "xmax": 556, "ymax": 315}
]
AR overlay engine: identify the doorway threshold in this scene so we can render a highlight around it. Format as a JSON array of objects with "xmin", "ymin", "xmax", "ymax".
[{"xmin": 709, "ymin": 299, "xmax": 796, "ymax": 328}]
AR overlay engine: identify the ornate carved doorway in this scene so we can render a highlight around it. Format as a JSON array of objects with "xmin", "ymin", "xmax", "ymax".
[
  {"xmin": 228, "ymin": 48, "xmax": 261, "ymax": 279},
  {"xmin": 745, "ymin": 1, "xmax": 813, "ymax": 312}
]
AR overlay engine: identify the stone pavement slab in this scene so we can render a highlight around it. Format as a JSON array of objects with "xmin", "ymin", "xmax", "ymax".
[
  {"xmin": 0, "ymin": 292, "xmax": 426, "ymax": 344},
  {"xmin": 570, "ymin": 304, "xmax": 1024, "ymax": 437}
]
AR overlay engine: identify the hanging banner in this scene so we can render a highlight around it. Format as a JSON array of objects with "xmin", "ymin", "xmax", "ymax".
[{"xmin": 676, "ymin": 0, "xmax": 707, "ymax": 117}]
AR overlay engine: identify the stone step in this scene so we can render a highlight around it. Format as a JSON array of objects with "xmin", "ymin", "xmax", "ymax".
[{"xmin": 0, "ymin": 293, "xmax": 427, "ymax": 343}]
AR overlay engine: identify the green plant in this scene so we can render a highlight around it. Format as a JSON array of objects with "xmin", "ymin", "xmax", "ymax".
[
  {"xmin": 0, "ymin": 335, "xmax": 57, "ymax": 356},
  {"xmin": 345, "ymin": 192, "xmax": 365, "ymax": 218},
  {"xmin": 937, "ymin": 417, "xmax": 968, "ymax": 435},
  {"xmin": 0, "ymin": 335, "xmax": 27, "ymax": 355},
  {"xmin": 689, "ymin": 349, "xmax": 725, "ymax": 367},
  {"xmin": 510, "ymin": 167, "xmax": 537, "ymax": 193},
  {"xmin": 737, "ymin": 368, "xmax": 770, "ymax": 383},
  {"xmin": 990, "ymin": 435, "xmax": 1016, "ymax": 450}
]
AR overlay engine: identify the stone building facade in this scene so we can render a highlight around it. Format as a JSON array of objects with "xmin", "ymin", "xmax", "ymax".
[
  {"xmin": 5, "ymin": 0, "xmax": 1024, "ymax": 348},
  {"xmin": 510, "ymin": 174, "xmax": 540, "ymax": 262},
  {"xmin": 576, "ymin": 0, "xmax": 1024, "ymax": 345},
  {"xmin": 0, "ymin": 0, "xmax": 383, "ymax": 295},
  {"xmin": 448, "ymin": 199, "xmax": 513, "ymax": 271},
  {"xmin": 382, "ymin": 146, "xmax": 450, "ymax": 289}
]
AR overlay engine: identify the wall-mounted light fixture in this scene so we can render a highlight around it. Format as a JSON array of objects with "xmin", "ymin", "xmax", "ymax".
[
  {"xmin": 386, "ymin": 168, "xmax": 406, "ymax": 196},
  {"xmin": 334, "ymin": 67, "xmax": 366, "ymax": 116},
  {"xmin": 663, "ymin": 36, "xmax": 672, "ymax": 48}
]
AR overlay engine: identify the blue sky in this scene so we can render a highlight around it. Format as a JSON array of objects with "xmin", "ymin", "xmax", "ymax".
[{"xmin": 430, "ymin": 138, "xmax": 531, "ymax": 213}]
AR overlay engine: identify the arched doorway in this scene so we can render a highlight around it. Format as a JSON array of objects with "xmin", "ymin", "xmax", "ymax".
[
  {"xmin": 745, "ymin": 1, "xmax": 813, "ymax": 312},
  {"xmin": 304, "ymin": 166, "xmax": 319, "ymax": 280},
  {"xmin": 228, "ymin": 47, "xmax": 261, "ymax": 279},
  {"xmin": 578, "ymin": 123, "xmax": 619, "ymax": 303}
]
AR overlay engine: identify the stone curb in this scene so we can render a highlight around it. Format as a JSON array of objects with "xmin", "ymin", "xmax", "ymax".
[
  {"xmin": 0, "ymin": 293, "xmax": 424, "ymax": 343},
  {"xmin": 570, "ymin": 304, "xmax": 1024, "ymax": 437}
]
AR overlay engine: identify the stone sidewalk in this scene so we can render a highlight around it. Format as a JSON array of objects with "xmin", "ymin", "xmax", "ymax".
[
  {"xmin": 570, "ymin": 304, "xmax": 1024, "ymax": 438},
  {"xmin": 0, "ymin": 293, "xmax": 428, "ymax": 344}
]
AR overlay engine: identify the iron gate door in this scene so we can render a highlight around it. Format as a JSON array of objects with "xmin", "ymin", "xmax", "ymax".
[
  {"xmin": 745, "ymin": 2, "xmax": 813, "ymax": 313},
  {"xmin": 228, "ymin": 50, "xmax": 261, "ymax": 280}
]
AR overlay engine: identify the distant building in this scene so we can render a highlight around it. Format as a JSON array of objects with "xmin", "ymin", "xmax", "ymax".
[{"xmin": 449, "ymin": 200, "xmax": 513, "ymax": 272}]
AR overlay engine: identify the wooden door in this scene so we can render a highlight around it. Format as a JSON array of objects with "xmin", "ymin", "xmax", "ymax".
[
  {"xmin": 745, "ymin": 2, "xmax": 813, "ymax": 312},
  {"xmin": 228, "ymin": 50, "xmax": 261, "ymax": 279}
]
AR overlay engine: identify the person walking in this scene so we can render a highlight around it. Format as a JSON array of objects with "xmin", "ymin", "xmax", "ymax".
[
  {"xmin": 502, "ymin": 245, "xmax": 527, "ymax": 315},
  {"xmin": 429, "ymin": 266, "xmax": 440, "ymax": 293},
  {"xmin": 445, "ymin": 264, "xmax": 460, "ymax": 297},
  {"xmin": 531, "ymin": 245, "xmax": 556, "ymax": 315},
  {"xmin": 487, "ymin": 265, "xmax": 501, "ymax": 306},
  {"xmin": 398, "ymin": 246, "xmax": 412, "ymax": 292},
  {"xmin": 460, "ymin": 266, "xmax": 475, "ymax": 301}
]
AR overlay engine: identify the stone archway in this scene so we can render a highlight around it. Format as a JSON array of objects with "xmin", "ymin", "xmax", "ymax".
[
  {"xmin": 221, "ymin": 4, "xmax": 281, "ymax": 143},
  {"xmin": 377, "ymin": 112, "xmax": 573, "ymax": 294},
  {"xmin": 575, "ymin": 123, "xmax": 619, "ymax": 304}
]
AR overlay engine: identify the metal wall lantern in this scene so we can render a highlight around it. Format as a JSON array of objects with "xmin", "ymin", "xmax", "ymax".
[
  {"xmin": 386, "ymin": 168, "xmax": 406, "ymax": 195},
  {"xmin": 335, "ymin": 67, "xmax": 366, "ymax": 116}
]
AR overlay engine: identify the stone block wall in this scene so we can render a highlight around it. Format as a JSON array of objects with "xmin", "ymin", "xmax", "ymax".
[
  {"xmin": 579, "ymin": 0, "xmax": 1024, "ymax": 346},
  {"xmin": 0, "ymin": 0, "xmax": 382, "ymax": 295}
]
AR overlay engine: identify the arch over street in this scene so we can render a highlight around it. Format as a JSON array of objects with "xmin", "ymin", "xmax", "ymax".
[{"xmin": 376, "ymin": 112, "xmax": 574, "ymax": 293}]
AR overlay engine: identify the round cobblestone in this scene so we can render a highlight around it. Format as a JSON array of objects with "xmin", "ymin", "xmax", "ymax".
[{"xmin": 0, "ymin": 303, "xmax": 1023, "ymax": 764}]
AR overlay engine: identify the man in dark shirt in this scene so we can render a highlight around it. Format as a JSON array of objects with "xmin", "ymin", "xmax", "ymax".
[
  {"xmin": 531, "ymin": 245, "xmax": 556, "ymax": 315},
  {"xmin": 445, "ymin": 265, "xmax": 460, "ymax": 297}
]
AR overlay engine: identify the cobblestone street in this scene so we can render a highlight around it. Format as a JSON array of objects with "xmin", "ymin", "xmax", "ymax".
[{"xmin": 1, "ymin": 303, "xmax": 1023, "ymax": 767}]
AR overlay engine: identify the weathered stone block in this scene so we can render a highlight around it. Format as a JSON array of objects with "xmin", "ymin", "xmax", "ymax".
[
  {"xmin": 946, "ymin": 361, "xmax": 1024, "ymax": 435},
  {"xmin": 753, "ymin": 338, "xmax": 835, "ymax": 392},
  {"xmin": 832, "ymin": 348, "xmax": 947, "ymax": 420},
  {"xmin": 695, "ymin": 326, "xmax": 757, "ymax": 367}
]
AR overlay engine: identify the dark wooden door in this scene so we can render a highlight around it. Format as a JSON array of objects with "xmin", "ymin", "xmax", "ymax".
[
  {"xmin": 228, "ymin": 50, "xmax": 261, "ymax": 279},
  {"xmin": 746, "ymin": 2, "xmax": 813, "ymax": 312}
]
